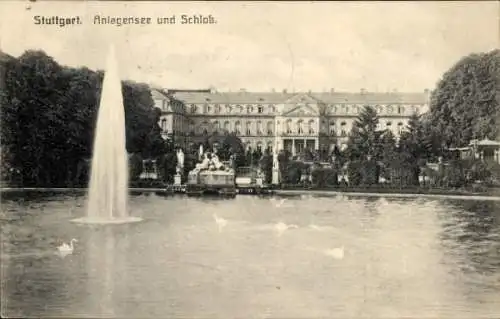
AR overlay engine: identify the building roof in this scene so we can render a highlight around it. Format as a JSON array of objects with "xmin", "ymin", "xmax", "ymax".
[{"xmin": 169, "ymin": 90, "xmax": 429, "ymax": 105}]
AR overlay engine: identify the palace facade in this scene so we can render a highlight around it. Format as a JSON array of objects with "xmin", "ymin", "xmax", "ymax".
[{"xmin": 151, "ymin": 88, "xmax": 431, "ymax": 155}]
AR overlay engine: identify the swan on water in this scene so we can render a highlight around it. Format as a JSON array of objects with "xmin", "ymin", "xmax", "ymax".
[
  {"xmin": 325, "ymin": 246, "xmax": 344, "ymax": 259},
  {"xmin": 270, "ymin": 198, "xmax": 287, "ymax": 207},
  {"xmin": 213, "ymin": 213, "xmax": 227, "ymax": 232},
  {"xmin": 57, "ymin": 238, "xmax": 77, "ymax": 257},
  {"xmin": 274, "ymin": 222, "xmax": 298, "ymax": 236}
]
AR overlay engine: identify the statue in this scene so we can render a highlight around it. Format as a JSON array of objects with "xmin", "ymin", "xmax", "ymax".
[
  {"xmin": 176, "ymin": 148, "xmax": 185, "ymax": 174},
  {"xmin": 199, "ymin": 144, "xmax": 204, "ymax": 162}
]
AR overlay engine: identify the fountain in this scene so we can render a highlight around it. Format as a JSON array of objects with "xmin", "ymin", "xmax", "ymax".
[{"xmin": 72, "ymin": 45, "xmax": 142, "ymax": 225}]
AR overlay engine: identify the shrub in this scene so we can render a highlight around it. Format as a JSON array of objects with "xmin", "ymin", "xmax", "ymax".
[{"xmin": 311, "ymin": 168, "xmax": 338, "ymax": 187}]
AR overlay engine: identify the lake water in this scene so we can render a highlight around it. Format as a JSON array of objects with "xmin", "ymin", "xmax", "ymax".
[{"xmin": 1, "ymin": 193, "xmax": 499, "ymax": 318}]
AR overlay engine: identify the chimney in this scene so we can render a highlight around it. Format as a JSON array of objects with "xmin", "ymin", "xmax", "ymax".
[
  {"xmin": 271, "ymin": 88, "xmax": 275, "ymax": 92},
  {"xmin": 360, "ymin": 88, "xmax": 366, "ymax": 94},
  {"xmin": 308, "ymin": 89, "xmax": 312, "ymax": 94},
  {"xmin": 239, "ymin": 88, "xmax": 246, "ymax": 93},
  {"xmin": 282, "ymin": 89, "xmax": 287, "ymax": 93},
  {"xmin": 330, "ymin": 88, "xmax": 335, "ymax": 94},
  {"xmin": 424, "ymin": 88, "xmax": 430, "ymax": 94}
]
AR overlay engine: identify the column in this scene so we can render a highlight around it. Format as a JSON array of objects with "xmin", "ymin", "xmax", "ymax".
[
  {"xmin": 292, "ymin": 139, "xmax": 296, "ymax": 155},
  {"xmin": 272, "ymin": 116, "xmax": 280, "ymax": 185}
]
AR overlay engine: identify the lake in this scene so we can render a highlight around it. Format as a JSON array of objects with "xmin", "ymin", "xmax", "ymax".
[{"xmin": 1, "ymin": 193, "xmax": 499, "ymax": 318}]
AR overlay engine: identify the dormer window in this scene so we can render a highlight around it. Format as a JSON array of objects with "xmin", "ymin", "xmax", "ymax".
[
  {"xmin": 257, "ymin": 105, "xmax": 263, "ymax": 113},
  {"xmin": 190, "ymin": 104, "xmax": 197, "ymax": 113}
]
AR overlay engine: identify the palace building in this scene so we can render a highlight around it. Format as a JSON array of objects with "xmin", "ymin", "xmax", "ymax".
[{"xmin": 151, "ymin": 88, "xmax": 431, "ymax": 155}]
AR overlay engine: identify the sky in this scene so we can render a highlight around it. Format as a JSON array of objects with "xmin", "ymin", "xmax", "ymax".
[{"xmin": 0, "ymin": 1, "xmax": 498, "ymax": 93}]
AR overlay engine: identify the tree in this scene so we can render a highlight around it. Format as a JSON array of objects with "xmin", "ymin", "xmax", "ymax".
[
  {"xmin": 429, "ymin": 49, "xmax": 500, "ymax": 148},
  {"xmin": 0, "ymin": 50, "xmax": 168, "ymax": 187},
  {"xmin": 259, "ymin": 148, "xmax": 273, "ymax": 184},
  {"xmin": 218, "ymin": 133, "xmax": 244, "ymax": 160},
  {"xmin": 345, "ymin": 105, "xmax": 383, "ymax": 161},
  {"xmin": 379, "ymin": 130, "xmax": 397, "ymax": 180}
]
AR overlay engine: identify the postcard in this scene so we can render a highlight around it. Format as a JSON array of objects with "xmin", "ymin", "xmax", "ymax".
[{"xmin": 1, "ymin": 1, "xmax": 499, "ymax": 318}]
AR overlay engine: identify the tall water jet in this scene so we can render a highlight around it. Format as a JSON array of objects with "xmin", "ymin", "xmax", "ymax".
[{"xmin": 72, "ymin": 45, "xmax": 141, "ymax": 224}]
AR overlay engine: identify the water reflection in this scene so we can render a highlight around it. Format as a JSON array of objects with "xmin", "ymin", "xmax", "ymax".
[
  {"xmin": 74, "ymin": 225, "xmax": 131, "ymax": 317},
  {"xmin": 439, "ymin": 201, "xmax": 500, "ymax": 273},
  {"xmin": 2, "ymin": 194, "xmax": 500, "ymax": 318}
]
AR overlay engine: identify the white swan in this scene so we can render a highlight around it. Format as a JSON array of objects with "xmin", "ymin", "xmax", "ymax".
[
  {"xmin": 57, "ymin": 238, "xmax": 77, "ymax": 257},
  {"xmin": 274, "ymin": 222, "xmax": 298, "ymax": 236},
  {"xmin": 325, "ymin": 246, "xmax": 344, "ymax": 260},
  {"xmin": 213, "ymin": 214, "xmax": 227, "ymax": 232},
  {"xmin": 270, "ymin": 198, "xmax": 287, "ymax": 207}
]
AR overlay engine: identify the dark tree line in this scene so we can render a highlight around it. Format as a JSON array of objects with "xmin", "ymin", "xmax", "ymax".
[{"xmin": 1, "ymin": 50, "xmax": 168, "ymax": 187}]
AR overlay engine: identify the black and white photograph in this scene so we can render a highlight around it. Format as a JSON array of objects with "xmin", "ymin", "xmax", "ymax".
[{"xmin": 0, "ymin": 1, "xmax": 499, "ymax": 318}]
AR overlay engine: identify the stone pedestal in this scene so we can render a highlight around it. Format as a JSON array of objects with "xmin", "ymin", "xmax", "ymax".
[
  {"xmin": 174, "ymin": 174, "xmax": 182, "ymax": 186},
  {"xmin": 272, "ymin": 167, "xmax": 280, "ymax": 185}
]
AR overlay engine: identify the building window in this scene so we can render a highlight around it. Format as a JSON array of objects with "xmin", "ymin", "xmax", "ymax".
[
  {"xmin": 267, "ymin": 142, "xmax": 273, "ymax": 153},
  {"xmin": 215, "ymin": 104, "xmax": 221, "ymax": 113},
  {"xmin": 398, "ymin": 105, "xmax": 404, "ymax": 114},
  {"xmin": 376, "ymin": 105, "xmax": 382, "ymax": 114},
  {"xmin": 286, "ymin": 120, "xmax": 292, "ymax": 134},
  {"xmin": 201, "ymin": 121, "xmax": 210, "ymax": 135},
  {"xmin": 258, "ymin": 105, "xmax": 263, "ymax": 113},
  {"xmin": 246, "ymin": 121, "xmax": 251, "ymax": 135},
  {"xmin": 257, "ymin": 142, "xmax": 263, "ymax": 152},
  {"xmin": 270, "ymin": 105, "xmax": 276, "ymax": 113},
  {"xmin": 237, "ymin": 105, "xmax": 243, "ymax": 113},
  {"xmin": 386, "ymin": 121, "xmax": 392, "ymax": 127},
  {"xmin": 267, "ymin": 121, "xmax": 273, "ymax": 135},
  {"xmin": 161, "ymin": 119, "xmax": 167, "ymax": 132},
  {"xmin": 213, "ymin": 121, "xmax": 220, "ymax": 134},
  {"xmin": 387, "ymin": 105, "xmax": 394, "ymax": 114},
  {"xmin": 329, "ymin": 121, "xmax": 336, "ymax": 136},
  {"xmin": 330, "ymin": 105, "xmax": 337, "ymax": 114},
  {"xmin": 235, "ymin": 121, "xmax": 241, "ymax": 135},
  {"xmin": 190, "ymin": 104, "xmax": 197, "ymax": 113},
  {"xmin": 225, "ymin": 105, "xmax": 232, "ymax": 113},
  {"xmin": 247, "ymin": 105, "xmax": 254, "ymax": 113},
  {"xmin": 257, "ymin": 121, "xmax": 262, "ymax": 135},
  {"xmin": 398, "ymin": 122, "xmax": 404, "ymax": 134},
  {"xmin": 308, "ymin": 120, "xmax": 315, "ymax": 134},
  {"xmin": 340, "ymin": 122, "xmax": 347, "ymax": 137},
  {"xmin": 297, "ymin": 120, "xmax": 304, "ymax": 134},
  {"xmin": 224, "ymin": 121, "xmax": 230, "ymax": 134}
]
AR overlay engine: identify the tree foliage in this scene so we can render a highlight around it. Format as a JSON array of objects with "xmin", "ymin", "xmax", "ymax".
[
  {"xmin": 429, "ymin": 49, "xmax": 500, "ymax": 148},
  {"xmin": 1, "ymin": 50, "xmax": 167, "ymax": 187},
  {"xmin": 345, "ymin": 105, "xmax": 383, "ymax": 161}
]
